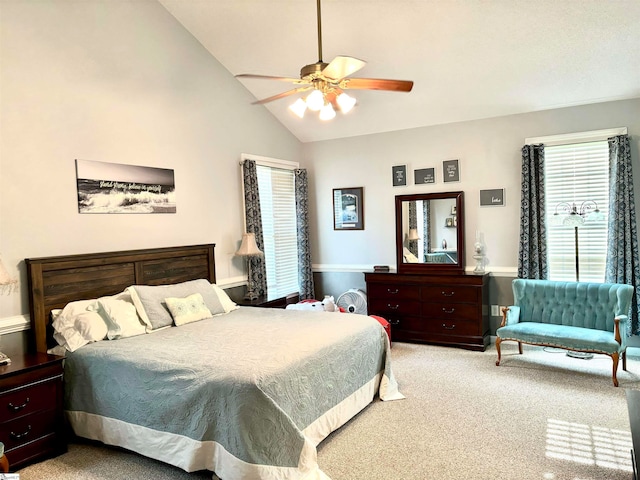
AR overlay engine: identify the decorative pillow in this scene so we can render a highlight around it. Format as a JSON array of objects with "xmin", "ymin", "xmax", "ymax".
[
  {"xmin": 92, "ymin": 297, "xmax": 146, "ymax": 340},
  {"xmin": 165, "ymin": 293, "xmax": 213, "ymax": 326},
  {"xmin": 211, "ymin": 284, "xmax": 239, "ymax": 313},
  {"xmin": 127, "ymin": 279, "xmax": 225, "ymax": 330},
  {"xmin": 51, "ymin": 299, "xmax": 108, "ymax": 352}
]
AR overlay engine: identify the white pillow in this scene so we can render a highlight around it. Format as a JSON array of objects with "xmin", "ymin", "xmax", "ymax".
[
  {"xmin": 165, "ymin": 293, "xmax": 213, "ymax": 326},
  {"xmin": 93, "ymin": 297, "xmax": 146, "ymax": 340},
  {"xmin": 52, "ymin": 300, "xmax": 108, "ymax": 352},
  {"xmin": 211, "ymin": 284, "xmax": 239, "ymax": 313}
]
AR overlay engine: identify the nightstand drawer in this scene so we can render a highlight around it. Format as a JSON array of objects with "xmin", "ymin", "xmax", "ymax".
[
  {"xmin": 0, "ymin": 378, "xmax": 59, "ymax": 423},
  {"xmin": 421, "ymin": 286, "xmax": 478, "ymax": 303},
  {"xmin": 0, "ymin": 408, "xmax": 58, "ymax": 451}
]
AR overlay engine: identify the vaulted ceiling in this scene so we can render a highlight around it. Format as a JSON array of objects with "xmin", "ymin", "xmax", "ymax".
[{"xmin": 159, "ymin": 0, "xmax": 640, "ymax": 143}]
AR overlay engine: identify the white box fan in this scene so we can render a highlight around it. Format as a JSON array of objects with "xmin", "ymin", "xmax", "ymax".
[{"xmin": 336, "ymin": 289, "xmax": 368, "ymax": 314}]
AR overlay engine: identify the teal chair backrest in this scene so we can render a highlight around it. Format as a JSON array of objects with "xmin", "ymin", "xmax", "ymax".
[{"xmin": 512, "ymin": 279, "xmax": 634, "ymax": 332}]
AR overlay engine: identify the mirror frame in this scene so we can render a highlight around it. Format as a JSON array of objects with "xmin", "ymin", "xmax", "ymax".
[{"xmin": 395, "ymin": 191, "xmax": 465, "ymax": 274}]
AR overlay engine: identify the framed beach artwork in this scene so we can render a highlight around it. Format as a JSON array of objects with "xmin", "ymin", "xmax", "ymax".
[
  {"xmin": 75, "ymin": 159, "xmax": 176, "ymax": 214},
  {"xmin": 333, "ymin": 187, "xmax": 364, "ymax": 230}
]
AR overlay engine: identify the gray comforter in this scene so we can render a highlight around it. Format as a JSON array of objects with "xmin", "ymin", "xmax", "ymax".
[{"xmin": 64, "ymin": 307, "xmax": 401, "ymax": 480}]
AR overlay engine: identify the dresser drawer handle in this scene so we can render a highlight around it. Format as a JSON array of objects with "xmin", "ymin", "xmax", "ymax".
[
  {"xmin": 442, "ymin": 323, "xmax": 456, "ymax": 330},
  {"xmin": 441, "ymin": 291, "xmax": 455, "ymax": 297},
  {"xmin": 388, "ymin": 318, "xmax": 401, "ymax": 326},
  {"xmin": 387, "ymin": 304, "xmax": 400, "ymax": 310},
  {"xmin": 8, "ymin": 397, "xmax": 30, "ymax": 411},
  {"xmin": 442, "ymin": 307, "xmax": 455, "ymax": 314},
  {"xmin": 10, "ymin": 424, "xmax": 32, "ymax": 440},
  {"xmin": 387, "ymin": 288, "xmax": 399, "ymax": 294}
]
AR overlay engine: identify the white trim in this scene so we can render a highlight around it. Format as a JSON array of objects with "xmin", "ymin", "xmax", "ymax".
[
  {"xmin": 216, "ymin": 276, "xmax": 247, "ymax": 288},
  {"xmin": 525, "ymin": 127, "xmax": 627, "ymax": 146},
  {"xmin": 240, "ymin": 153, "xmax": 299, "ymax": 170},
  {"xmin": 0, "ymin": 314, "xmax": 30, "ymax": 334},
  {"xmin": 312, "ymin": 264, "xmax": 397, "ymax": 273}
]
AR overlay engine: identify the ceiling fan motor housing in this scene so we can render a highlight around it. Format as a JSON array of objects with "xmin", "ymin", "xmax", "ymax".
[{"xmin": 300, "ymin": 62, "xmax": 329, "ymax": 81}]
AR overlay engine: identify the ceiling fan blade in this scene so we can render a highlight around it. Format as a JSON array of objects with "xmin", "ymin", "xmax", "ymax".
[
  {"xmin": 322, "ymin": 56, "xmax": 366, "ymax": 81},
  {"xmin": 236, "ymin": 74, "xmax": 309, "ymax": 84},
  {"xmin": 343, "ymin": 78, "xmax": 414, "ymax": 92},
  {"xmin": 251, "ymin": 87, "xmax": 312, "ymax": 105}
]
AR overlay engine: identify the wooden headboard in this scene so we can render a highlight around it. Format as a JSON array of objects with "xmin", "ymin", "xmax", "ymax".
[{"xmin": 26, "ymin": 244, "xmax": 216, "ymax": 353}]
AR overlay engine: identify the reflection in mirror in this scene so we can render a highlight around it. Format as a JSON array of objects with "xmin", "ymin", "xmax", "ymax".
[
  {"xmin": 396, "ymin": 192, "xmax": 464, "ymax": 274},
  {"xmin": 401, "ymin": 198, "xmax": 458, "ymax": 264}
]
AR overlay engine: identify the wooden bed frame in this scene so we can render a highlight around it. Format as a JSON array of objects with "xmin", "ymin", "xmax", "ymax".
[{"xmin": 25, "ymin": 244, "xmax": 216, "ymax": 353}]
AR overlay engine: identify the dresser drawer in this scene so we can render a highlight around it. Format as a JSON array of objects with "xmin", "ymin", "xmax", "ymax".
[
  {"xmin": 0, "ymin": 408, "xmax": 58, "ymax": 451},
  {"xmin": 367, "ymin": 283, "xmax": 420, "ymax": 301},
  {"xmin": 422, "ymin": 302, "xmax": 478, "ymax": 322},
  {"xmin": 369, "ymin": 298, "xmax": 420, "ymax": 316},
  {"xmin": 424, "ymin": 318, "xmax": 480, "ymax": 336},
  {"xmin": 421, "ymin": 286, "xmax": 478, "ymax": 303},
  {"xmin": 0, "ymin": 378, "xmax": 59, "ymax": 423}
]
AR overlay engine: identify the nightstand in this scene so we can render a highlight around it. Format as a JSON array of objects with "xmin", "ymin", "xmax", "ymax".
[
  {"xmin": 0, "ymin": 353, "xmax": 65, "ymax": 471},
  {"xmin": 234, "ymin": 291, "xmax": 300, "ymax": 308}
]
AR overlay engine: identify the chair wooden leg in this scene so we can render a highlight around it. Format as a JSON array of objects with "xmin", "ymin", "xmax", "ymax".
[
  {"xmin": 495, "ymin": 337, "xmax": 502, "ymax": 366},
  {"xmin": 612, "ymin": 352, "xmax": 620, "ymax": 387},
  {"xmin": 0, "ymin": 454, "xmax": 9, "ymax": 473},
  {"xmin": 518, "ymin": 341, "xmax": 523, "ymax": 354},
  {"xmin": 623, "ymin": 350, "xmax": 628, "ymax": 371}
]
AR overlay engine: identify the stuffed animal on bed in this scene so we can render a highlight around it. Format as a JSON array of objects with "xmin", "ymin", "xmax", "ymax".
[{"xmin": 285, "ymin": 296, "xmax": 341, "ymax": 312}]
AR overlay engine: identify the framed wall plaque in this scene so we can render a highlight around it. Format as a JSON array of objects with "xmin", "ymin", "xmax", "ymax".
[
  {"xmin": 480, "ymin": 188, "xmax": 505, "ymax": 206},
  {"xmin": 443, "ymin": 159, "xmax": 460, "ymax": 183},
  {"xmin": 414, "ymin": 168, "xmax": 436, "ymax": 185},
  {"xmin": 333, "ymin": 187, "xmax": 364, "ymax": 230},
  {"xmin": 392, "ymin": 165, "xmax": 407, "ymax": 186}
]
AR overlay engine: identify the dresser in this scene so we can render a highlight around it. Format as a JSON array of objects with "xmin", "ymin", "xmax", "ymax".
[
  {"xmin": 364, "ymin": 272, "xmax": 490, "ymax": 351},
  {"xmin": 0, "ymin": 353, "xmax": 65, "ymax": 470}
]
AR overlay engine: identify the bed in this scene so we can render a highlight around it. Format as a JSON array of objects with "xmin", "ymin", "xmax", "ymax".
[{"xmin": 25, "ymin": 244, "xmax": 402, "ymax": 480}]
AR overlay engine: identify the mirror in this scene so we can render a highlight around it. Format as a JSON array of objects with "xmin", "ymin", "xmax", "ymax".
[{"xmin": 395, "ymin": 191, "xmax": 465, "ymax": 274}]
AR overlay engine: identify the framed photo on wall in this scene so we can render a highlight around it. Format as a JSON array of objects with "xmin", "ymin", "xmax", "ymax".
[
  {"xmin": 480, "ymin": 188, "xmax": 505, "ymax": 206},
  {"xmin": 443, "ymin": 159, "xmax": 460, "ymax": 183},
  {"xmin": 333, "ymin": 187, "xmax": 364, "ymax": 230},
  {"xmin": 392, "ymin": 165, "xmax": 407, "ymax": 186},
  {"xmin": 414, "ymin": 167, "xmax": 436, "ymax": 185}
]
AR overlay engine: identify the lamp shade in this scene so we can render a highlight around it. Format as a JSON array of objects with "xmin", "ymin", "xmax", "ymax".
[
  {"xmin": 408, "ymin": 228, "xmax": 420, "ymax": 241},
  {"xmin": 236, "ymin": 232, "xmax": 263, "ymax": 257}
]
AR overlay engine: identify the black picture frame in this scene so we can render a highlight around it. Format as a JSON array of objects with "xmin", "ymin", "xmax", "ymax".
[
  {"xmin": 392, "ymin": 165, "xmax": 407, "ymax": 186},
  {"xmin": 480, "ymin": 188, "xmax": 505, "ymax": 206},
  {"xmin": 443, "ymin": 159, "xmax": 460, "ymax": 183},
  {"xmin": 414, "ymin": 167, "xmax": 436, "ymax": 185},
  {"xmin": 333, "ymin": 187, "xmax": 364, "ymax": 230}
]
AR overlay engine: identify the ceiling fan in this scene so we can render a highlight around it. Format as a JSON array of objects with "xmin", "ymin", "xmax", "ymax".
[{"xmin": 236, "ymin": 0, "xmax": 414, "ymax": 120}]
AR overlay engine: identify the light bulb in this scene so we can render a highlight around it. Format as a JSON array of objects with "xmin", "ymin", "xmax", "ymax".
[
  {"xmin": 336, "ymin": 92, "xmax": 356, "ymax": 113},
  {"xmin": 305, "ymin": 90, "xmax": 324, "ymax": 111},
  {"xmin": 319, "ymin": 103, "xmax": 336, "ymax": 121},
  {"xmin": 289, "ymin": 98, "xmax": 307, "ymax": 118}
]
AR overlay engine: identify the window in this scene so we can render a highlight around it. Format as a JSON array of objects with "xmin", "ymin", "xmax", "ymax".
[
  {"xmin": 248, "ymin": 157, "xmax": 299, "ymax": 298},
  {"xmin": 545, "ymin": 141, "xmax": 609, "ymax": 282}
]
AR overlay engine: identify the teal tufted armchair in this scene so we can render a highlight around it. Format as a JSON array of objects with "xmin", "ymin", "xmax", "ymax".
[{"xmin": 496, "ymin": 279, "xmax": 635, "ymax": 386}]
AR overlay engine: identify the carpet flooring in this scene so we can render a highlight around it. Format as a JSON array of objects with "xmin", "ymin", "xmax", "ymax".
[{"xmin": 17, "ymin": 341, "xmax": 640, "ymax": 480}]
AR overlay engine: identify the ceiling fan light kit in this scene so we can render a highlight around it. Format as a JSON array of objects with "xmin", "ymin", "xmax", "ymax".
[{"xmin": 236, "ymin": 0, "xmax": 414, "ymax": 121}]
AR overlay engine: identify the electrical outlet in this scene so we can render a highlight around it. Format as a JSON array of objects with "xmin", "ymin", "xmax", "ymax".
[{"xmin": 491, "ymin": 305, "xmax": 499, "ymax": 316}]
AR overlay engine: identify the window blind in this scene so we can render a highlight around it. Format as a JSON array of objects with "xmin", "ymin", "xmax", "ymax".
[
  {"xmin": 545, "ymin": 141, "xmax": 609, "ymax": 282},
  {"xmin": 256, "ymin": 165, "xmax": 299, "ymax": 297}
]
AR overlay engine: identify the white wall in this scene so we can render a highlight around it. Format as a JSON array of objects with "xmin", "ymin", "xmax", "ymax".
[
  {"xmin": 304, "ymin": 98, "xmax": 640, "ymax": 277},
  {"xmin": 0, "ymin": 0, "xmax": 302, "ymax": 322}
]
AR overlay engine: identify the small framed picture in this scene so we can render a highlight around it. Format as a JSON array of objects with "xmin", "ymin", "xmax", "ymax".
[
  {"xmin": 480, "ymin": 188, "xmax": 505, "ymax": 207},
  {"xmin": 392, "ymin": 165, "xmax": 407, "ymax": 186},
  {"xmin": 414, "ymin": 168, "xmax": 435, "ymax": 185},
  {"xmin": 451, "ymin": 205, "xmax": 457, "ymax": 215},
  {"xmin": 445, "ymin": 217, "xmax": 454, "ymax": 227},
  {"xmin": 333, "ymin": 187, "xmax": 364, "ymax": 230},
  {"xmin": 443, "ymin": 159, "xmax": 460, "ymax": 183}
]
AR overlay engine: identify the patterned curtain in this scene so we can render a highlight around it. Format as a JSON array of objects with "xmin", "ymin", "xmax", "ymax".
[
  {"xmin": 605, "ymin": 134, "xmax": 640, "ymax": 335},
  {"xmin": 518, "ymin": 144, "xmax": 548, "ymax": 279},
  {"xmin": 294, "ymin": 169, "xmax": 315, "ymax": 300},
  {"xmin": 423, "ymin": 200, "xmax": 431, "ymax": 254},
  {"xmin": 408, "ymin": 201, "xmax": 418, "ymax": 256},
  {"xmin": 241, "ymin": 159, "xmax": 267, "ymax": 296}
]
